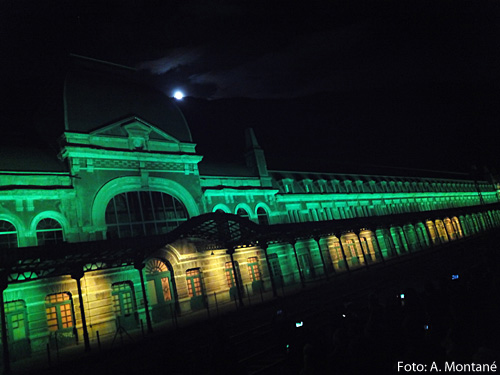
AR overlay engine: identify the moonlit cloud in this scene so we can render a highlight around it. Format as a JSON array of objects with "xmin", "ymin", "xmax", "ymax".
[{"xmin": 137, "ymin": 47, "xmax": 203, "ymax": 75}]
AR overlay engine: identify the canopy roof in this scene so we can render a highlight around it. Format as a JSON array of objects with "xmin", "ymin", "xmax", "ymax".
[{"xmin": 1, "ymin": 203, "xmax": 498, "ymax": 284}]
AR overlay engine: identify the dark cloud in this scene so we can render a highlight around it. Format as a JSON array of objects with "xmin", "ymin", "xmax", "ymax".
[
  {"xmin": 2, "ymin": 1, "xmax": 500, "ymax": 172},
  {"xmin": 3, "ymin": 1, "xmax": 499, "ymax": 99},
  {"xmin": 134, "ymin": 2, "xmax": 500, "ymax": 100}
]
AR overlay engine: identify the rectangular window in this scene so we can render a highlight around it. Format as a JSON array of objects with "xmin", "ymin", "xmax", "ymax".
[
  {"xmin": 10, "ymin": 312, "xmax": 26, "ymax": 341},
  {"xmin": 161, "ymin": 277, "xmax": 172, "ymax": 301},
  {"xmin": 225, "ymin": 262, "xmax": 235, "ymax": 287},
  {"xmin": 330, "ymin": 240, "xmax": 343, "ymax": 262},
  {"xmin": 247, "ymin": 257, "xmax": 261, "ymax": 281},
  {"xmin": 346, "ymin": 239, "xmax": 357, "ymax": 257},
  {"xmin": 45, "ymin": 293, "xmax": 73, "ymax": 331},
  {"xmin": 0, "ymin": 301, "xmax": 27, "ymax": 342},
  {"xmin": 186, "ymin": 268, "xmax": 203, "ymax": 297},
  {"xmin": 268, "ymin": 254, "xmax": 282, "ymax": 280},
  {"xmin": 112, "ymin": 282, "xmax": 135, "ymax": 316}
]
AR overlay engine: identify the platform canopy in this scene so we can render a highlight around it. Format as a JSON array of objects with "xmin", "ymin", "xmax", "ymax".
[{"xmin": 1, "ymin": 203, "xmax": 498, "ymax": 284}]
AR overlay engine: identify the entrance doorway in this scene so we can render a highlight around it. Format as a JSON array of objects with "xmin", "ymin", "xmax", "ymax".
[
  {"xmin": 145, "ymin": 258, "xmax": 176, "ymax": 322},
  {"xmin": 298, "ymin": 251, "xmax": 315, "ymax": 280}
]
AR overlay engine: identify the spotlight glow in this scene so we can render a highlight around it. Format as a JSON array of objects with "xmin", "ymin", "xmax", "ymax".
[{"xmin": 173, "ymin": 91, "xmax": 184, "ymax": 100}]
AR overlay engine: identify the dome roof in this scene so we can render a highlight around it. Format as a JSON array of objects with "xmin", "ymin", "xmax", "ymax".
[{"xmin": 63, "ymin": 65, "xmax": 192, "ymax": 142}]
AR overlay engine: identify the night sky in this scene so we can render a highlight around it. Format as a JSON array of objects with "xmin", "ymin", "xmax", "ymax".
[{"xmin": 1, "ymin": 1, "xmax": 500, "ymax": 176}]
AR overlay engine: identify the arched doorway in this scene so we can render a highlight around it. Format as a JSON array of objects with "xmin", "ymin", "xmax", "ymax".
[
  {"xmin": 145, "ymin": 258, "xmax": 176, "ymax": 322},
  {"xmin": 359, "ymin": 230, "xmax": 379, "ymax": 262},
  {"xmin": 435, "ymin": 219, "xmax": 449, "ymax": 242},
  {"xmin": 326, "ymin": 236, "xmax": 345, "ymax": 270}
]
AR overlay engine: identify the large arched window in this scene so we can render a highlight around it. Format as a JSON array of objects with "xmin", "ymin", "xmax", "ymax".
[
  {"xmin": 105, "ymin": 191, "xmax": 188, "ymax": 239},
  {"xmin": 0, "ymin": 220, "xmax": 18, "ymax": 248},
  {"xmin": 36, "ymin": 218, "xmax": 64, "ymax": 246},
  {"xmin": 256, "ymin": 207, "xmax": 269, "ymax": 225}
]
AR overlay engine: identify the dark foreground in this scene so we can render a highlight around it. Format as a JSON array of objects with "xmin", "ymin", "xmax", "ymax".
[{"xmin": 13, "ymin": 231, "xmax": 500, "ymax": 375}]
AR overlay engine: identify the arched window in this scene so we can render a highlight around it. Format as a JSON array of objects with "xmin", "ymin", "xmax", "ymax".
[
  {"xmin": 105, "ymin": 191, "xmax": 188, "ymax": 239},
  {"xmin": 0, "ymin": 220, "xmax": 18, "ymax": 248},
  {"xmin": 256, "ymin": 207, "xmax": 269, "ymax": 225},
  {"xmin": 36, "ymin": 218, "xmax": 63, "ymax": 246},
  {"xmin": 236, "ymin": 208, "xmax": 250, "ymax": 219}
]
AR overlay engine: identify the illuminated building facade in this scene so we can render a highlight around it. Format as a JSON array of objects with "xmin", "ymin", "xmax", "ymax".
[{"xmin": 1, "ymin": 59, "xmax": 500, "ymax": 367}]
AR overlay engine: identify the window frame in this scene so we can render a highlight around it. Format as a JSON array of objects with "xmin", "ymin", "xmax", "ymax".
[
  {"xmin": 236, "ymin": 208, "xmax": 250, "ymax": 219},
  {"xmin": 45, "ymin": 293, "xmax": 74, "ymax": 332},
  {"xmin": 186, "ymin": 268, "xmax": 203, "ymax": 298},
  {"xmin": 105, "ymin": 191, "xmax": 189, "ymax": 239},
  {"xmin": 112, "ymin": 281, "xmax": 136, "ymax": 318},
  {"xmin": 247, "ymin": 257, "xmax": 261, "ymax": 282},
  {"xmin": 256, "ymin": 207, "xmax": 270, "ymax": 225},
  {"xmin": 36, "ymin": 218, "xmax": 64, "ymax": 246},
  {"xmin": 145, "ymin": 258, "xmax": 174, "ymax": 306},
  {"xmin": 0, "ymin": 300, "xmax": 28, "ymax": 343},
  {"xmin": 0, "ymin": 220, "xmax": 18, "ymax": 249}
]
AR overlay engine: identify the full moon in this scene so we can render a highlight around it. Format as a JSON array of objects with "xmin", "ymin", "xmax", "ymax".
[{"xmin": 173, "ymin": 91, "xmax": 184, "ymax": 100}]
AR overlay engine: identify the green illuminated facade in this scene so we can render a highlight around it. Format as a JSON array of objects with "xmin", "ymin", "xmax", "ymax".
[{"xmin": 1, "ymin": 59, "xmax": 500, "ymax": 365}]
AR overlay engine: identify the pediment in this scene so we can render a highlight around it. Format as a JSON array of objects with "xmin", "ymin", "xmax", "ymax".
[{"xmin": 90, "ymin": 116, "xmax": 181, "ymax": 144}]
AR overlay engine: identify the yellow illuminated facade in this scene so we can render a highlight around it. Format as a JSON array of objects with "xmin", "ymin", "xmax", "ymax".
[{"xmin": 1, "ymin": 58, "xmax": 500, "ymax": 367}]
